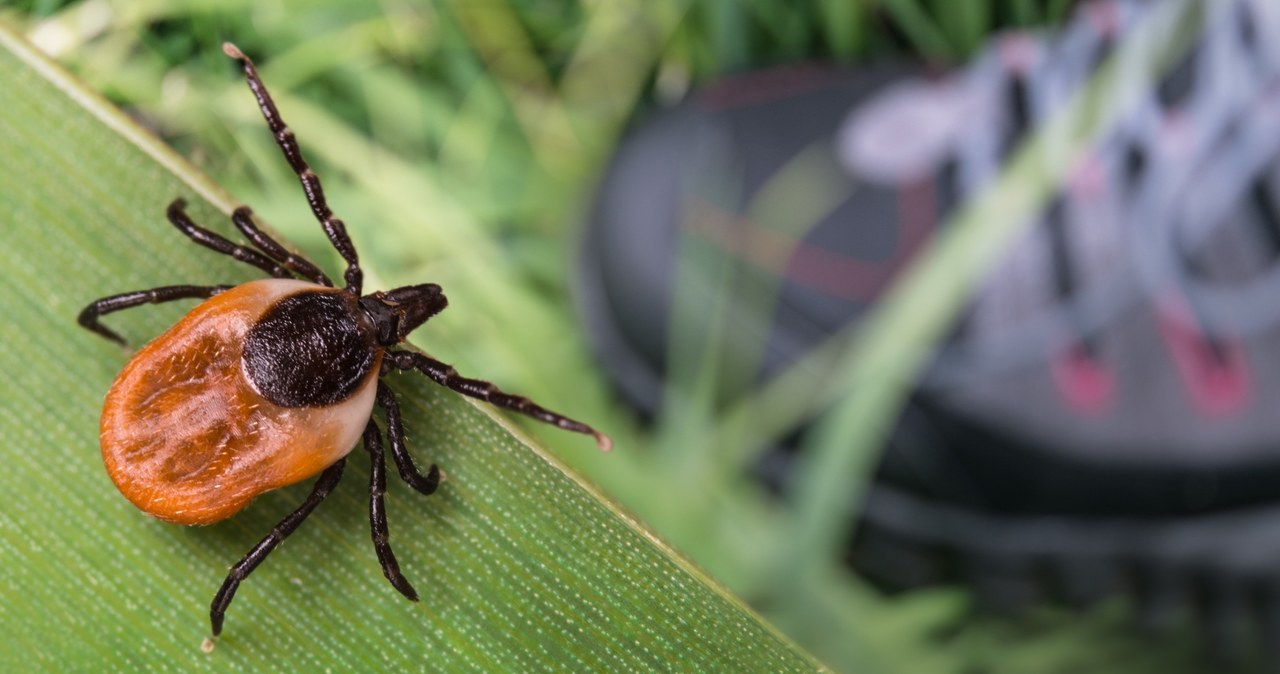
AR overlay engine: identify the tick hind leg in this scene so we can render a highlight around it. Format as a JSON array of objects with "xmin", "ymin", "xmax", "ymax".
[
  {"xmin": 384, "ymin": 350, "xmax": 613, "ymax": 451},
  {"xmin": 210, "ymin": 459, "xmax": 346, "ymax": 637},
  {"xmin": 363, "ymin": 417, "xmax": 419, "ymax": 601},
  {"xmin": 78, "ymin": 284, "xmax": 232, "ymax": 346},
  {"xmin": 222, "ymin": 42, "xmax": 362, "ymax": 294}
]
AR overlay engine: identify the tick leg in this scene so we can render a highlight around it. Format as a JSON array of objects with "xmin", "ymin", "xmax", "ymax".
[
  {"xmin": 364, "ymin": 418, "xmax": 420, "ymax": 601},
  {"xmin": 78, "ymin": 284, "xmax": 232, "ymax": 346},
  {"xmin": 376, "ymin": 381, "xmax": 441, "ymax": 495},
  {"xmin": 384, "ymin": 350, "xmax": 613, "ymax": 451},
  {"xmin": 210, "ymin": 459, "xmax": 346, "ymax": 637},
  {"xmin": 167, "ymin": 199, "xmax": 293, "ymax": 279},
  {"xmin": 231, "ymin": 206, "xmax": 333, "ymax": 287},
  {"xmin": 222, "ymin": 42, "xmax": 362, "ymax": 295}
]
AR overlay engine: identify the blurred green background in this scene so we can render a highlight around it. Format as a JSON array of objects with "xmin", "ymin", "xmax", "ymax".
[{"xmin": 0, "ymin": 0, "xmax": 1235, "ymax": 672}]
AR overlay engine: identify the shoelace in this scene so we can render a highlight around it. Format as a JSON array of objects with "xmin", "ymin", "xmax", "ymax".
[{"xmin": 842, "ymin": 0, "xmax": 1280, "ymax": 416}]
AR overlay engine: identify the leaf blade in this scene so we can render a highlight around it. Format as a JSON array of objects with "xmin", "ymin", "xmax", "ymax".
[{"xmin": 0, "ymin": 23, "xmax": 824, "ymax": 673}]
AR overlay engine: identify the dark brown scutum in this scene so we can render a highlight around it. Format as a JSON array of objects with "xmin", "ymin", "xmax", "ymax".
[{"xmin": 242, "ymin": 291, "xmax": 378, "ymax": 407}]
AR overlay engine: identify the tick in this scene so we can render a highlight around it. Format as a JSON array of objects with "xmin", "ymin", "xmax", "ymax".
[{"xmin": 78, "ymin": 42, "xmax": 611, "ymax": 640}]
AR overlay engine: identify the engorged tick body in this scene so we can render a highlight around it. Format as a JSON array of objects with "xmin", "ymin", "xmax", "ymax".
[
  {"xmin": 100, "ymin": 279, "xmax": 387, "ymax": 525},
  {"xmin": 79, "ymin": 43, "xmax": 610, "ymax": 640}
]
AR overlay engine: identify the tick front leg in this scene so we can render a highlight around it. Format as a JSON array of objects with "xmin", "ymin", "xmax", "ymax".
[
  {"xmin": 364, "ymin": 418, "xmax": 419, "ymax": 602},
  {"xmin": 78, "ymin": 284, "xmax": 232, "ymax": 346},
  {"xmin": 222, "ymin": 42, "xmax": 363, "ymax": 294},
  {"xmin": 384, "ymin": 350, "xmax": 612, "ymax": 451},
  {"xmin": 209, "ymin": 458, "xmax": 345, "ymax": 637}
]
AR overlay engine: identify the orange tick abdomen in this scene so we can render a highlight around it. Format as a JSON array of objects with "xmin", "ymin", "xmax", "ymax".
[{"xmin": 99, "ymin": 279, "xmax": 381, "ymax": 525}]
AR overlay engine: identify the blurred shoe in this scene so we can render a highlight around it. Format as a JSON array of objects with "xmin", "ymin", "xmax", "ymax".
[{"xmin": 578, "ymin": 0, "xmax": 1280, "ymax": 659}]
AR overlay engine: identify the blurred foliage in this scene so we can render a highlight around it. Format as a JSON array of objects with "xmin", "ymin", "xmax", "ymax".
[{"xmin": 0, "ymin": 0, "xmax": 1243, "ymax": 672}]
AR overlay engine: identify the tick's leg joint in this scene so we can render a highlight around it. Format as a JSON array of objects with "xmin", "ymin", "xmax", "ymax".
[{"xmin": 376, "ymin": 382, "xmax": 441, "ymax": 495}]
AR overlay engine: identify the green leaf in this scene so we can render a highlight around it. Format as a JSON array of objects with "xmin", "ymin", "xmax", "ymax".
[{"xmin": 0, "ymin": 24, "xmax": 824, "ymax": 672}]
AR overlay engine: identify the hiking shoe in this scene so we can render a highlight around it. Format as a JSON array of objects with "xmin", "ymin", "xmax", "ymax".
[{"xmin": 578, "ymin": 0, "xmax": 1280, "ymax": 659}]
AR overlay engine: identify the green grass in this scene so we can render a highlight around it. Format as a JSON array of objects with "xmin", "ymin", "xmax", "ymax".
[{"xmin": 0, "ymin": 1, "xmax": 1245, "ymax": 672}]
